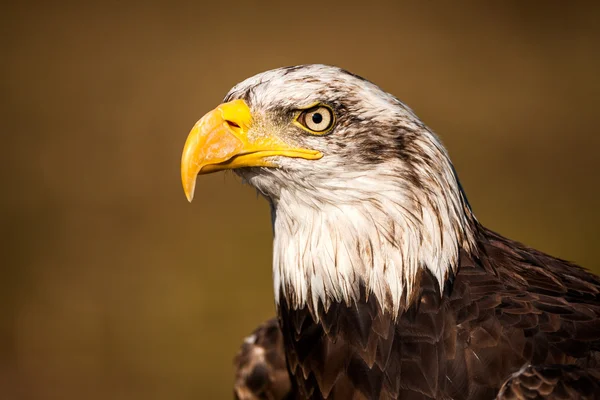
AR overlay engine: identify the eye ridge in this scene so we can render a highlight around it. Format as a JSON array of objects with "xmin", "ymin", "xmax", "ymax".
[{"xmin": 296, "ymin": 104, "xmax": 335, "ymax": 135}]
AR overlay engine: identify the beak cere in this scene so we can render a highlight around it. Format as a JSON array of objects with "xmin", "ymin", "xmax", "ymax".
[{"xmin": 180, "ymin": 99, "xmax": 322, "ymax": 202}]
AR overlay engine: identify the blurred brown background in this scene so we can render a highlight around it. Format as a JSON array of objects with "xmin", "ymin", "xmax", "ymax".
[{"xmin": 1, "ymin": 1, "xmax": 599, "ymax": 399}]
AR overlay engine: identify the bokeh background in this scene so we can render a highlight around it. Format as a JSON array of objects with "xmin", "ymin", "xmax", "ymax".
[{"xmin": 2, "ymin": 1, "xmax": 599, "ymax": 399}]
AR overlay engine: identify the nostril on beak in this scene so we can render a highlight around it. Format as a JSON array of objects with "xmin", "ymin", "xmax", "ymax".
[{"xmin": 226, "ymin": 120, "xmax": 241, "ymax": 129}]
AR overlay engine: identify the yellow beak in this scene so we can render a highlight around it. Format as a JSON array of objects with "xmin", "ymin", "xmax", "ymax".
[{"xmin": 181, "ymin": 99, "xmax": 322, "ymax": 202}]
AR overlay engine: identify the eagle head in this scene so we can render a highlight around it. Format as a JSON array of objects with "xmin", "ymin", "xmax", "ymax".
[{"xmin": 181, "ymin": 65, "xmax": 477, "ymax": 315}]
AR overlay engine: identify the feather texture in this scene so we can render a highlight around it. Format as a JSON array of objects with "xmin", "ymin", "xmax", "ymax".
[
  {"xmin": 496, "ymin": 364, "xmax": 600, "ymax": 399},
  {"xmin": 235, "ymin": 228, "xmax": 600, "ymax": 399},
  {"xmin": 234, "ymin": 318, "xmax": 291, "ymax": 400}
]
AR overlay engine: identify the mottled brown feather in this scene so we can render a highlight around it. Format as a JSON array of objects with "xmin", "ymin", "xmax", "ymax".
[{"xmin": 234, "ymin": 318, "xmax": 292, "ymax": 400}]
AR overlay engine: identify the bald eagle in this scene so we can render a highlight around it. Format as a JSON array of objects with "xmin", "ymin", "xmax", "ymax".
[{"xmin": 181, "ymin": 65, "xmax": 600, "ymax": 399}]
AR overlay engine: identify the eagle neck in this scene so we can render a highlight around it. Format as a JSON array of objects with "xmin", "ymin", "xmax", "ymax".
[{"xmin": 270, "ymin": 169, "xmax": 477, "ymax": 319}]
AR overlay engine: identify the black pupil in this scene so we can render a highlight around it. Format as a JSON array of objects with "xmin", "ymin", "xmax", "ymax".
[{"xmin": 311, "ymin": 113, "xmax": 323, "ymax": 124}]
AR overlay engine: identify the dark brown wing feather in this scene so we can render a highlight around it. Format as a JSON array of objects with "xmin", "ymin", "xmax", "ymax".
[
  {"xmin": 445, "ymin": 227, "xmax": 600, "ymax": 398},
  {"xmin": 496, "ymin": 364, "xmax": 600, "ymax": 399},
  {"xmin": 234, "ymin": 318, "xmax": 292, "ymax": 400}
]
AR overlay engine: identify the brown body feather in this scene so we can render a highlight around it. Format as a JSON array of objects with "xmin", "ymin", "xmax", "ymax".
[
  {"xmin": 496, "ymin": 364, "xmax": 600, "ymax": 399},
  {"xmin": 234, "ymin": 318, "xmax": 291, "ymax": 400},
  {"xmin": 234, "ymin": 227, "xmax": 600, "ymax": 399}
]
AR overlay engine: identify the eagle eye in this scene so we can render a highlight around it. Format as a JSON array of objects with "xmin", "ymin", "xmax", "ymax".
[{"xmin": 295, "ymin": 105, "xmax": 335, "ymax": 135}]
